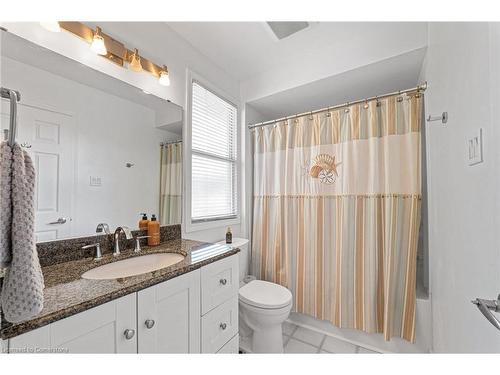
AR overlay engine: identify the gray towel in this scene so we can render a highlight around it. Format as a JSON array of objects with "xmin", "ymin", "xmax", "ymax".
[
  {"xmin": 1, "ymin": 143, "xmax": 44, "ymax": 323},
  {"xmin": 0, "ymin": 142, "xmax": 12, "ymax": 268}
]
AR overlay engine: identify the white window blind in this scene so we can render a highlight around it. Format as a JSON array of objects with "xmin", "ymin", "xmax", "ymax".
[{"xmin": 191, "ymin": 81, "xmax": 238, "ymax": 223}]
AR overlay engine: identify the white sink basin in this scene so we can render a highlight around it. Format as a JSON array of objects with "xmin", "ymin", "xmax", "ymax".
[{"xmin": 81, "ymin": 253, "xmax": 185, "ymax": 280}]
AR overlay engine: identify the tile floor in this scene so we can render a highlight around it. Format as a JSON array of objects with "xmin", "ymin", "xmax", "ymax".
[{"xmin": 282, "ymin": 321, "xmax": 380, "ymax": 354}]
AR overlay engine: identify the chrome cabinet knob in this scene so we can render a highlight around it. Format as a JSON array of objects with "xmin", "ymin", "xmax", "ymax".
[
  {"xmin": 219, "ymin": 322, "xmax": 227, "ymax": 330},
  {"xmin": 145, "ymin": 319, "xmax": 155, "ymax": 329},
  {"xmin": 124, "ymin": 329, "xmax": 135, "ymax": 340},
  {"xmin": 219, "ymin": 278, "xmax": 227, "ymax": 285}
]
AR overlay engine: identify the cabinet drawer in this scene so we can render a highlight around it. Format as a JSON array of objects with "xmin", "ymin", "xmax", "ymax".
[
  {"xmin": 201, "ymin": 254, "xmax": 239, "ymax": 314},
  {"xmin": 201, "ymin": 297, "xmax": 238, "ymax": 353},
  {"xmin": 216, "ymin": 334, "xmax": 239, "ymax": 354}
]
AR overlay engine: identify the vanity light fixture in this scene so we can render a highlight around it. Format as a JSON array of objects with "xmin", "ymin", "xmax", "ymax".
[
  {"xmin": 40, "ymin": 22, "xmax": 61, "ymax": 32},
  {"xmin": 158, "ymin": 66, "xmax": 170, "ymax": 86},
  {"xmin": 128, "ymin": 48, "xmax": 143, "ymax": 72},
  {"xmin": 90, "ymin": 27, "xmax": 107, "ymax": 56},
  {"xmin": 52, "ymin": 22, "xmax": 170, "ymax": 87}
]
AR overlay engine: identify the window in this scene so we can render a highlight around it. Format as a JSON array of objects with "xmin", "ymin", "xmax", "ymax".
[{"xmin": 190, "ymin": 80, "xmax": 238, "ymax": 223}]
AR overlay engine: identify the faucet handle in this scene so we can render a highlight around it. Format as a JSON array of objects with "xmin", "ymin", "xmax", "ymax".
[
  {"xmin": 82, "ymin": 243, "xmax": 102, "ymax": 261},
  {"xmin": 96, "ymin": 223, "xmax": 110, "ymax": 235},
  {"xmin": 134, "ymin": 235, "xmax": 150, "ymax": 253}
]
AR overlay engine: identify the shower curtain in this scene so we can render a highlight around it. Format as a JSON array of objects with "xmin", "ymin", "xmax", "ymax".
[
  {"xmin": 159, "ymin": 142, "xmax": 182, "ymax": 225},
  {"xmin": 252, "ymin": 92, "xmax": 422, "ymax": 342}
]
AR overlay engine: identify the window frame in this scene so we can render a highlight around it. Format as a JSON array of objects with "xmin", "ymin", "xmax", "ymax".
[{"xmin": 184, "ymin": 70, "xmax": 241, "ymax": 233}]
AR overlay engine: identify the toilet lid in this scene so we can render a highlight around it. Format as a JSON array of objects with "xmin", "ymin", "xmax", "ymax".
[{"xmin": 239, "ymin": 280, "xmax": 292, "ymax": 309}]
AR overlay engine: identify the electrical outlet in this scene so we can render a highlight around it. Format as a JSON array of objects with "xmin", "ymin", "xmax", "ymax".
[
  {"xmin": 89, "ymin": 176, "xmax": 102, "ymax": 186},
  {"xmin": 467, "ymin": 128, "xmax": 483, "ymax": 166}
]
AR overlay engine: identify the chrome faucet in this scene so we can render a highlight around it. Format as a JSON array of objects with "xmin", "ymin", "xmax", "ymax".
[
  {"xmin": 82, "ymin": 243, "xmax": 102, "ymax": 261},
  {"xmin": 96, "ymin": 223, "xmax": 111, "ymax": 235},
  {"xmin": 113, "ymin": 226, "xmax": 133, "ymax": 256}
]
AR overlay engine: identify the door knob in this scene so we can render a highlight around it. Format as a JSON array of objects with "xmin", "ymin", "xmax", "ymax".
[
  {"xmin": 145, "ymin": 319, "xmax": 155, "ymax": 329},
  {"xmin": 124, "ymin": 329, "xmax": 135, "ymax": 340},
  {"xmin": 48, "ymin": 217, "xmax": 67, "ymax": 225}
]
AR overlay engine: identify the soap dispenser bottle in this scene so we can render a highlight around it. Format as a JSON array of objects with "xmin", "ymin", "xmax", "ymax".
[
  {"xmin": 226, "ymin": 227, "xmax": 232, "ymax": 244},
  {"xmin": 139, "ymin": 213, "xmax": 149, "ymax": 231},
  {"xmin": 148, "ymin": 214, "xmax": 160, "ymax": 246}
]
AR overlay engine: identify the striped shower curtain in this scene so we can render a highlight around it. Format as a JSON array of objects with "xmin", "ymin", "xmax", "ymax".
[
  {"xmin": 159, "ymin": 142, "xmax": 182, "ymax": 225},
  {"xmin": 252, "ymin": 92, "xmax": 422, "ymax": 342}
]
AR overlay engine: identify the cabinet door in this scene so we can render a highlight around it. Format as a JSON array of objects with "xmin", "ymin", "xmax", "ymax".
[
  {"xmin": 8, "ymin": 293, "xmax": 137, "ymax": 353},
  {"xmin": 137, "ymin": 269, "xmax": 201, "ymax": 353},
  {"xmin": 201, "ymin": 255, "xmax": 239, "ymax": 315},
  {"xmin": 201, "ymin": 297, "xmax": 238, "ymax": 353},
  {"xmin": 217, "ymin": 334, "xmax": 239, "ymax": 354},
  {"xmin": 7, "ymin": 325, "xmax": 49, "ymax": 353}
]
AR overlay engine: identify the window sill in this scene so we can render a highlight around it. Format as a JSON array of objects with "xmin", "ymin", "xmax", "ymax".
[{"xmin": 184, "ymin": 216, "xmax": 241, "ymax": 233}]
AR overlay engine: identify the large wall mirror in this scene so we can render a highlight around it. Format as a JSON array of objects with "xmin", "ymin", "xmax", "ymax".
[{"xmin": 0, "ymin": 31, "xmax": 183, "ymax": 241}]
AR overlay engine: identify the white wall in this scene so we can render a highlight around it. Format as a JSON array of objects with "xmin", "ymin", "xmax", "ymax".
[
  {"xmin": 422, "ymin": 22, "xmax": 500, "ymax": 352},
  {"xmin": 240, "ymin": 23, "xmax": 428, "ymax": 102},
  {"xmin": 1, "ymin": 56, "xmax": 180, "ymax": 237}
]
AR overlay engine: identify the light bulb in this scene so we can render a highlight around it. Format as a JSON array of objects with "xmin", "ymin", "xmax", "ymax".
[
  {"xmin": 129, "ymin": 49, "xmax": 143, "ymax": 72},
  {"xmin": 40, "ymin": 22, "xmax": 61, "ymax": 32},
  {"xmin": 159, "ymin": 66, "xmax": 170, "ymax": 86},
  {"xmin": 90, "ymin": 27, "xmax": 107, "ymax": 56}
]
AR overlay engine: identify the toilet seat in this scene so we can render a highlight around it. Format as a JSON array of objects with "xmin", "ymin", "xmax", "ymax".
[{"xmin": 239, "ymin": 280, "xmax": 292, "ymax": 309}]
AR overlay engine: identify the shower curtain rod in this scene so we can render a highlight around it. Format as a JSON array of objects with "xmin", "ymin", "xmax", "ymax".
[
  {"xmin": 160, "ymin": 139, "xmax": 182, "ymax": 146},
  {"xmin": 248, "ymin": 82, "xmax": 427, "ymax": 129}
]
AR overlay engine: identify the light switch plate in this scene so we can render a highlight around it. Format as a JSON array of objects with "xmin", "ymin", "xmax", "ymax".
[
  {"xmin": 90, "ymin": 176, "xmax": 102, "ymax": 186},
  {"xmin": 468, "ymin": 128, "xmax": 483, "ymax": 166}
]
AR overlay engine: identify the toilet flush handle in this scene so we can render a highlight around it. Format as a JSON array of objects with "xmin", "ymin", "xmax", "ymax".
[
  {"xmin": 219, "ymin": 322, "xmax": 227, "ymax": 330},
  {"xmin": 219, "ymin": 278, "xmax": 227, "ymax": 286}
]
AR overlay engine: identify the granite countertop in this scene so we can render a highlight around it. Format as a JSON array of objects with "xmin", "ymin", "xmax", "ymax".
[{"xmin": 1, "ymin": 239, "xmax": 239, "ymax": 340}]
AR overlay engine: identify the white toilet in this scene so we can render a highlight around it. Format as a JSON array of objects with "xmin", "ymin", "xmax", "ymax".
[
  {"xmin": 239, "ymin": 280, "xmax": 293, "ymax": 353},
  {"xmin": 217, "ymin": 237, "xmax": 293, "ymax": 353}
]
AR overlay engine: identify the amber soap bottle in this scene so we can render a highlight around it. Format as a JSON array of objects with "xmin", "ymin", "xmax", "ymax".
[
  {"xmin": 148, "ymin": 214, "xmax": 160, "ymax": 246},
  {"xmin": 139, "ymin": 213, "xmax": 149, "ymax": 231}
]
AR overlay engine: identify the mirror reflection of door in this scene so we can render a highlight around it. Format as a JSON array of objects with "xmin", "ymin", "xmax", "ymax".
[
  {"xmin": 159, "ymin": 141, "xmax": 182, "ymax": 225},
  {"xmin": 1, "ymin": 101, "xmax": 75, "ymax": 241}
]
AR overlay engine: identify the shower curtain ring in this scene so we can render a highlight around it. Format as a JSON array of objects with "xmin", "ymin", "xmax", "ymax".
[{"xmin": 397, "ymin": 91, "xmax": 404, "ymax": 102}]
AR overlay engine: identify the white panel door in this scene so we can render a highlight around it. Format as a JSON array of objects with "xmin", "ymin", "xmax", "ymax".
[
  {"xmin": 1, "ymin": 100, "xmax": 75, "ymax": 241},
  {"xmin": 8, "ymin": 294, "xmax": 137, "ymax": 353},
  {"xmin": 137, "ymin": 270, "xmax": 201, "ymax": 353}
]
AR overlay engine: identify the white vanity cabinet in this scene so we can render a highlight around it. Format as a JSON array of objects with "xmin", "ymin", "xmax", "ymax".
[
  {"xmin": 7, "ymin": 293, "xmax": 137, "ymax": 353},
  {"xmin": 200, "ymin": 254, "xmax": 239, "ymax": 353},
  {"xmin": 5, "ymin": 254, "xmax": 240, "ymax": 354},
  {"xmin": 137, "ymin": 269, "xmax": 201, "ymax": 353}
]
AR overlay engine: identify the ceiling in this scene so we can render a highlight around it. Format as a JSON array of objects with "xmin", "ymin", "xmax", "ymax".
[
  {"xmin": 167, "ymin": 22, "xmax": 427, "ymax": 82},
  {"xmin": 247, "ymin": 48, "xmax": 427, "ymax": 122}
]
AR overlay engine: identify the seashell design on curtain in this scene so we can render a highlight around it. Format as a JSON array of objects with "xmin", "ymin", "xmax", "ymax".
[{"xmin": 251, "ymin": 92, "xmax": 423, "ymax": 342}]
